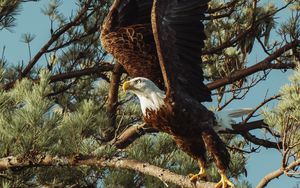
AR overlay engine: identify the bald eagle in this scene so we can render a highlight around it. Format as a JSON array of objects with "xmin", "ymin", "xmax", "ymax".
[
  {"xmin": 123, "ymin": 77, "xmax": 253, "ymax": 132},
  {"xmin": 100, "ymin": 0, "xmax": 250, "ymax": 187}
]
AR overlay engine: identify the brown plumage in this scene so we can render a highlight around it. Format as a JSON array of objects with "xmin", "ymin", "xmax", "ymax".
[
  {"xmin": 101, "ymin": 0, "xmax": 164, "ymax": 88},
  {"xmin": 101, "ymin": 0, "xmax": 234, "ymax": 187}
]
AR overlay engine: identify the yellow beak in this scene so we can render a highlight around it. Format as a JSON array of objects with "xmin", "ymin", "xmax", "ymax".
[{"xmin": 122, "ymin": 81, "xmax": 131, "ymax": 92}]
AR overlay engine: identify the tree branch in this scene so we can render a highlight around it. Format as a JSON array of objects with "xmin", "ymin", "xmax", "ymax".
[
  {"xmin": 50, "ymin": 62, "xmax": 114, "ymax": 83},
  {"xmin": 110, "ymin": 123, "xmax": 158, "ymax": 149},
  {"xmin": 203, "ymin": 1, "xmax": 294, "ymax": 55},
  {"xmin": 207, "ymin": 40, "xmax": 299, "ymax": 90},
  {"xmin": 111, "ymin": 120, "xmax": 283, "ymax": 150},
  {"xmin": 1, "ymin": 62, "xmax": 114, "ymax": 90},
  {"xmin": 229, "ymin": 120, "xmax": 268, "ymax": 133},
  {"xmin": 240, "ymin": 132, "xmax": 281, "ymax": 149},
  {"xmin": 20, "ymin": 0, "xmax": 93, "ymax": 78},
  {"xmin": 0, "ymin": 155, "xmax": 216, "ymax": 188},
  {"xmin": 107, "ymin": 63, "xmax": 123, "ymax": 128},
  {"xmin": 256, "ymin": 158, "xmax": 300, "ymax": 188},
  {"xmin": 207, "ymin": 0, "xmax": 239, "ymax": 14}
]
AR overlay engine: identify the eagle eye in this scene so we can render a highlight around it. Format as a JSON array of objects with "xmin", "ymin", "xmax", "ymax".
[{"xmin": 135, "ymin": 79, "xmax": 141, "ymax": 84}]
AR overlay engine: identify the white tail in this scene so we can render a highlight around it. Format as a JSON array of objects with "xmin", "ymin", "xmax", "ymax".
[{"xmin": 213, "ymin": 108, "xmax": 253, "ymax": 132}]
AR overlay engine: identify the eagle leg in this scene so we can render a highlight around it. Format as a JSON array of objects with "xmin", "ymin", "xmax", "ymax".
[
  {"xmin": 189, "ymin": 160, "xmax": 207, "ymax": 182},
  {"xmin": 215, "ymin": 173, "xmax": 235, "ymax": 188}
]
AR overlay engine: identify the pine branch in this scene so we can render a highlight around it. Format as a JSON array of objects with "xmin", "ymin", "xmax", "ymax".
[
  {"xmin": 110, "ymin": 123, "xmax": 158, "ymax": 149},
  {"xmin": 49, "ymin": 62, "xmax": 114, "ymax": 82},
  {"xmin": 207, "ymin": 39, "xmax": 299, "ymax": 90},
  {"xmin": 0, "ymin": 155, "xmax": 216, "ymax": 188},
  {"xmin": 20, "ymin": 0, "xmax": 93, "ymax": 78},
  {"xmin": 1, "ymin": 62, "xmax": 114, "ymax": 90},
  {"xmin": 111, "ymin": 120, "xmax": 282, "ymax": 150},
  {"xmin": 207, "ymin": 0, "xmax": 239, "ymax": 14},
  {"xmin": 256, "ymin": 158, "xmax": 300, "ymax": 188},
  {"xmin": 203, "ymin": 0, "xmax": 294, "ymax": 55}
]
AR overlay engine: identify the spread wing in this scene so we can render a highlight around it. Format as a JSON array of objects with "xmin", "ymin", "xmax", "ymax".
[
  {"xmin": 151, "ymin": 0, "xmax": 211, "ymax": 102},
  {"xmin": 100, "ymin": 0, "xmax": 164, "ymax": 88},
  {"xmin": 110, "ymin": 0, "xmax": 152, "ymax": 28}
]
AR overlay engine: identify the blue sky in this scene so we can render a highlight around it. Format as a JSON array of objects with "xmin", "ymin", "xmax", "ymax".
[{"xmin": 0, "ymin": 0, "xmax": 299, "ymax": 187}]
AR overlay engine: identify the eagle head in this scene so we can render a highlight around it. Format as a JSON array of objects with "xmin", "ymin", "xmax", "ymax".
[{"xmin": 123, "ymin": 77, "xmax": 166, "ymax": 115}]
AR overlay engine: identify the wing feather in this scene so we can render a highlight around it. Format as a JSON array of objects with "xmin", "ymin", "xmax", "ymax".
[
  {"xmin": 101, "ymin": 0, "xmax": 165, "ymax": 88},
  {"xmin": 113, "ymin": 0, "xmax": 153, "ymax": 28},
  {"xmin": 152, "ymin": 0, "xmax": 211, "ymax": 102}
]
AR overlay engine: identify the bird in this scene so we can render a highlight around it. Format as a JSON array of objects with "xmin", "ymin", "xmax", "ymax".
[
  {"xmin": 100, "ymin": 0, "xmax": 245, "ymax": 187},
  {"xmin": 123, "ymin": 77, "xmax": 253, "ymax": 133}
]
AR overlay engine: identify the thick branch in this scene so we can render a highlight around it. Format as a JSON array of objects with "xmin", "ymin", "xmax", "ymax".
[
  {"xmin": 0, "ymin": 155, "xmax": 216, "ymax": 188},
  {"xmin": 207, "ymin": 40, "xmax": 299, "ymax": 90},
  {"xmin": 107, "ymin": 63, "xmax": 123, "ymax": 128},
  {"xmin": 240, "ymin": 132, "xmax": 280, "ymax": 149},
  {"xmin": 229, "ymin": 120, "xmax": 267, "ymax": 132},
  {"xmin": 220, "ymin": 120, "xmax": 282, "ymax": 149},
  {"xmin": 113, "ymin": 120, "xmax": 282, "ymax": 150},
  {"xmin": 256, "ymin": 158, "xmax": 300, "ymax": 188},
  {"xmin": 110, "ymin": 123, "xmax": 158, "ymax": 149}
]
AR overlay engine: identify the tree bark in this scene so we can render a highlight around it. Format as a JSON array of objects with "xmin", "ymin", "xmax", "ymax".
[
  {"xmin": 107, "ymin": 63, "xmax": 123, "ymax": 128},
  {"xmin": 0, "ymin": 155, "xmax": 217, "ymax": 188},
  {"xmin": 111, "ymin": 120, "xmax": 282, "ymax": 150},
  {"xmin": 207, "ymin": 40, "xmax": 299, "ymax": 90},
  {"xmin": 110, "ymin": 123, "xmax": 158, "ymax": 149}
]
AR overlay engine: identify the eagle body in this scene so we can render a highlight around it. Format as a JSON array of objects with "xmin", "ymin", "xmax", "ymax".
[
  {"xmin": 101, "ymin": 0, "xmax": 236, "ymax": 187},
  {"xmin": 123, "ymin": 77, "xmax": 252, "ymax": 133},
  {"xmin": 123, "ymin": 77, "xmax": 231, "ymax": 168}
]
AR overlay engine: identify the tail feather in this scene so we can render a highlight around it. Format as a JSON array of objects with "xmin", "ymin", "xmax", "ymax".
[
  {"xmin": 226, "ymin": 108, "xmax": 253, "ymax": 117},
  {"xmin": 213, "ymin": 108, "xmax": 253, "ymax": 132}
]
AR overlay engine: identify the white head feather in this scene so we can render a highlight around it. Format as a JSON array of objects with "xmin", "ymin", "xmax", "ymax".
[{"xmin": 123, "ymin": 77, "xmax": 166, "ymax": 115}]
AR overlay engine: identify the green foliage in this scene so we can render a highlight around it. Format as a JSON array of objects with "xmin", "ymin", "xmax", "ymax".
[
  {"xmin": 0, "ymin": 1, "xmax": 42, "ymax": 30},
  {"xmin": 0, "ymin": 70, "xmax": 54, "ymax": 157},
  {"xmin": 0, "ymin": 69, "xmax": 114, "ymax": 186},
  {"xmin": 1, "ymin": 181, "xmax": 10, "ymax": 188},
  {"xmin": 263, "ymin": 66, "xmax": 300, "ymax": 154},
  {"xmin": 104, "ymin": 169, "xmax": 136, "ymax": 188},
  {"xmin": 204, "ymin": 0, "xmax": 278, "ymax": 81},
  {"xmin": 20, "ymin": 33, "xmax": 36, "ymax": 44},
  {"xmin": 41, "ymin": 0, "xmax": 65, "ymax": 23},
  {"xmin": 104, "ymin": 132, "xmax": 250, "ymax": 187},
  {"xmin": 0, "ymin": 0, "xmax": 299, "ymax": 187},
  {"xmin": 0, "ymin": 0, "xmax": 21, "ymax": 30}
]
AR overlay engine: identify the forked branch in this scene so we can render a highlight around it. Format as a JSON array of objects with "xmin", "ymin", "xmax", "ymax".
[{"xmin": 207, "ymin": 40, "xmax": 299, "ymax": 90}]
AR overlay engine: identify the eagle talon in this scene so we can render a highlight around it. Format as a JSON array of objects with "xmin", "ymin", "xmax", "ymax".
[
  {"xmin": 189, "ymin": 166, "xmax": 207, "ymax": 182},
  {"xmin": 215, "ymin": 173, "xmax": 235, "ymax": 188},
  {"xmin": 189, "ymin": 172, "xmax": 207, "ymax": 182}
]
